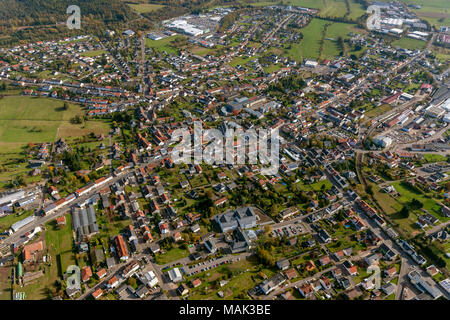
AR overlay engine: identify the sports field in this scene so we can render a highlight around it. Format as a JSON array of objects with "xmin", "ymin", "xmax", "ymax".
[{"xmin": 391, "ymin": 37, "xmax": 427, "ymax": 51}]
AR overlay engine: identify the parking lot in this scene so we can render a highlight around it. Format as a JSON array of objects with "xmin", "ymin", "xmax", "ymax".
[
  {"xmin": 184, "ymin": 255, "xmax": 242, "ymax": 277},
  {"xmin": 272, "ymin": 220, "xmax": 304, "ymax": 238}
]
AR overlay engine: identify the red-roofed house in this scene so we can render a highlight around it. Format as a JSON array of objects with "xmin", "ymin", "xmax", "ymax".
[
  {"xmin": 96, "ymin": 268, "xmax": 107, "ymax": 279},
  {"xmin": 81, "ymin": 266, "xmax": 92, "ymax": 282},
  {"xmin": 56, "ymin": 216, "xmax": 66, "ymax": 228},
  {"xmin": 191, "ymin": 278, "xmax": 202, "ymax": 288},
  {"xmin": 106, "ymin": 276, "xmax": 119, "ymax": 289},
  {"xmin": 92, "ymin": 288, "xmax": 103, "ymax": 299},
  {"xmin": 298, "ymin": 283, "xmax": 314, "ymax": 298}
]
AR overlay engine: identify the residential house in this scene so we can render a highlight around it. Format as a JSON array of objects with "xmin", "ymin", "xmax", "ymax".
[
  {"xmin": 191, "ymin": 278, "xmax": 202, "ymax": 288},
  {"xmin": 92, "ymin": 288, "xmax": 103, "ymax": 300},
  {"xmin": 81, "ymin": 266, "xmax": 92, "ymax": 282},
  {"xmin": 258, "ymin": 273, "xmax": 286, "ymax": 295},
  {"xmin": 319, "ymin": 255, "xmax": 332, "ymax": 266},
  {"xmin": 96, "ymin": 268, "xmax": 107, "ymax": 280},
  {"xmin": 384, "ymin": 266, "xmax": 397, "ymax": 278},
  {"xmin": 276, "ymin": 258, "xmax": 290, "ymax": 271},
  {"xmin": 298, "ymin": 283, "xmax": 314, "ymax": 298},
  {"xmin": 114, "ymin": 235, "xmax": 129, "ymax": 261},
  {"xmin": 285, "ymin": 268, "xmax": 297, "ymax": 280},
  {"xmin": 106, "ymin": 276, "xmax": 119, "ymax": 289},
  {"xmin": 177, "ymin": 283, "xmax": 189, "ymax": 296},
  {"xmin": 305, "ymin": 260, "xmax": 316, "ymax": 272}
]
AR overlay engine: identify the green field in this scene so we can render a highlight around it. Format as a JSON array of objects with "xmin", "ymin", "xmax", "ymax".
[
  {"xmin": 145, "ymin": 35, "xmax": 184, "ymax": 55},
  {"xmin": 264, "ymin": 63, "xmax": 283, "ymax": 73},
  {"xmin": 81, "ymin": 50, "xmax": 107, "ymax": 57},
  {"xmin": 391, "ymin": 181, "xmax": 445, "ymax": 221},
  {"xmin": 284, "ymin": 0, "xmax": 328, "ymax": 9},
  {"xmin": 0, "ymin": 96, "xmax": 110, "ymax": 189},
  {"xmin": 392, "ymin": 37, "xmax": 427, "ymax": 51},
  {"xmin": 0, "ymin": 96, "xmax": 110, "ymax": 150},
  {"xmin": 286, "ymin": 18, "xmax": 356, "ymax": 61},
  {"xmin": 423, "ymin": 154, "xmax": 448, "ymax": 163},
  {"xmin": 365, "ymin": 104, "xmax": 393, "ymax": 118},
  {"xmin": 247, "ymin": 0, "xmax": 365, "ymax": 19},
  {"xmin": 318, "ymin": 0, "xmax": 365, "ymax": 19},
  {"xmin": 154, "ymin": 247, "xmax": 190, "ymax": 265},
  {"xmin": 229, "ymin": 55, "xmax": 255, "ymax": 67},
  {"xmin": 322, "ymin": 21, "xmax": 359, "ymax": 58},
  {"xmin": 431, "ymin": 45, "xmax": 450, "ymax": 63},
  {"xmin": 127, "ymin": 3, "xmax": 165, "ymax": 13},
  {"xmin": 286, "ymin": 18, "xmax": 327, "ymax": 61},
  {"xmin": 247, "ymin": 1, "xmax": 279, "ymax": 7},
  {"xmin": 408, "ymin": 0, "xmax": 450, "ymax": 26},
  {"xmin": 0, "ymin": 210, "xmax": 34, "ymax": 233},
  {"xmin": 297, "ymin": 179, "xmax": 333, "ymax": 192}
]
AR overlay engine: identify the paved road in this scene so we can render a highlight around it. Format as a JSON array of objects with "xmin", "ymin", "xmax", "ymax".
[
  {"xmin": 395, "ymin": 258, "xmax": 409, "ymax": 300},
  {"xmin": 425, "ymin": 219, "xmax": 450, "ymax": 236}
]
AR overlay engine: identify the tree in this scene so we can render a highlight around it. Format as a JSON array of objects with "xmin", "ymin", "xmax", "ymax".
[
  {"xmin": 399, "ymin": 206, "xmax": 409, "ymax": 218},
  {"xmin": 409, "ymin": 199, "xmax": 423, "ymax": 211},
  {"xmin": 365, "ymin": 185, "xmax": 373, "ymax": 196},
  {"xmin": 127, "ymin": 277, "xmax": 137, "ymax": 288}
]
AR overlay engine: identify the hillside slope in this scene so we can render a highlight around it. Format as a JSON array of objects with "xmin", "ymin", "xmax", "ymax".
[{"xmin": 0, "ymin": 0, "xmax": 136, "ymax": 26}]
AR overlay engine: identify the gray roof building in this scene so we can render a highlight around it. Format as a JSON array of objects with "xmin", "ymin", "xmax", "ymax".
[
  {"xmin": 72, "ymin": 205, "xmax": 99, "ymax": 242},
  {"xmin": 215, "ymin": 207, "xmax": 257, "ymax": 232},
  {"xmin": 231, "ymin": 228, "xmax": 253, "ymax": 253}
]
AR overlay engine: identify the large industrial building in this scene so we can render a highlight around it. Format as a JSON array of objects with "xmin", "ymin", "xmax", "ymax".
[
  {"xmin": 166, "ymin": 20, "xmax": 205, "ymax": 37},
  {"xmin": 72, "ymin": 205, "xmax": 99, "ymax": 242},
  {"xmin": 373, "ymin": 136, "xmax": 393, "ymax": 148}
]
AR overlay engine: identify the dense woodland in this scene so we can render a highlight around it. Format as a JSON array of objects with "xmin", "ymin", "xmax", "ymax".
[
  {"xmin": 0, "ymin": 0, "xmax": 137, "ymax": 45},
  {"xmin": 0, "ymin": 0, "xmax": 261, "ymax": 45}
]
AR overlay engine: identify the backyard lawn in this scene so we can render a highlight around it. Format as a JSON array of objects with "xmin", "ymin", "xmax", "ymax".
[
  {"xmin": 20, "ymin": 214, "xmax": 76, "ymax": 300},
  {"xmin": 186, "ymin": 256, "xmax": 275, "ymax": 300},
  {"xmin": 423, "ymin": 154, "xmax": 448, "ymax": 163},
  {"xmin": 155, "ymin": 247, "xmax": 190, "ymax": 265}
]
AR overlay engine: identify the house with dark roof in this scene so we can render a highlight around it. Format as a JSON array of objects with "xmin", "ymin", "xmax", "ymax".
[
  {"xmin": 276, "ymin": 258, "xmax": 290, "ymax": 270},
  {"xmin": 258, "ymin": 273, "xmax": 286, "ymax": 295},
  {"xmin": 318, "ymin": 229, "xmax": 331, "ymax": 243}
]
